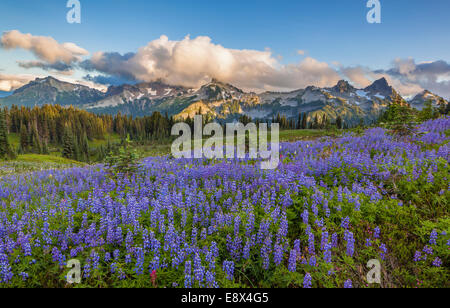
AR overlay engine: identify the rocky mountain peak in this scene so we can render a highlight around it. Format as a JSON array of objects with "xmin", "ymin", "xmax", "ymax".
[
  {"xmin": 409, "ymin": 89, "xmax": 449, "ymax": 110},
  {"xmin": 332, "ymin": 80, "xmax": 355, "ymax": 93},
  {"xmin": 364, "ymin": 77, "xmax": 392, "ymax": 95}
]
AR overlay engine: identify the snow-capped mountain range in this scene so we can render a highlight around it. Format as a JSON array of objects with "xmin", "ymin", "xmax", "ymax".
[{"xmin": 0, "ymin": 76, "xmax": 447, "ymax": 125}]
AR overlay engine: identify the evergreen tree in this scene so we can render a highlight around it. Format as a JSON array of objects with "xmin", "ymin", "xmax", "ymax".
[
  {"xmin": 19, "ymin": 124, "xmax": 29, "ymax": 153},
  {"xmin": 80, "ymin": 132, "xmax": 90, "ymax": 163},
  {"xmin": 301, "ymin": 113, "xmax": 308, "ymax": 129},
  {"xmin": 30, "ymin": 123, "xmax": 42, "ymax": 154},
  {"xmin": 0, "ymin": 109, "xmax": 15, "ymax": 160},
  {"xmin": 313, "ymin": 115, "xmax": 319, "ymax": 129},
  {"xmin": 336, "ymin": 116, "xmax": 343, "ymax": 130},
  {"xmin": 418, "ymin": 100, "xmax": 435, "ymax": 122},
  {"xmin": 321, "ymin": 114, "xmax": 327, "ymax": 129},
  {"xmin": 62, "ymin": 125, "xmax": 75, "ymax": 159}
]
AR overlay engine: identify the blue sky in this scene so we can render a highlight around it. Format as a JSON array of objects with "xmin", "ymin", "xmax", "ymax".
[{"xmin": 1, "ymin": 0, "xmax": 450, "ymax": 97}]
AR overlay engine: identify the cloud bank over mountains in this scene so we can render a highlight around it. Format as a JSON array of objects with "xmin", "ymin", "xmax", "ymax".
[
  {"xmin": 1, "ymin": 30, "xmax": 450, "ymax": 98},
  {"xmin": 0, "ymin": 73, "xmax": 36, "ymax": 92},
  {"xmin": 79, "ymin": 35, "xmax": 341, "ymax": 92},
  {"xmin": 1, "ymin": 30, "xmax": 88, "ymax": 70}
]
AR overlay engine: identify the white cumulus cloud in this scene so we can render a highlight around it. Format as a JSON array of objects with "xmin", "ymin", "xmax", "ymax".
[
  {"xmin": 81, "ymin": 35, "xmax": 340, "ymax": 92},
  {"xmin": 1, "ymin": 30, "xmax": 88, "ymax": 64},
  {"xmin": 0, "ymin": 73, "xmax": 37, "ymax": 91}
]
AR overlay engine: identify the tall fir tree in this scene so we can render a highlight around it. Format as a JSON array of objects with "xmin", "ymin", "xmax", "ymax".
[
  {"xmin": 0, "ymin": 109, "xmax": 15, "ymax": 160},
  {"xmin": 19, "ymin": 124, "xmax": 29, "ymax": 153},
  {"xmin": 336, "ymin": 116, "xmax": 343, "ymax": 130},
  {"xmin": 30, "ymin": 123, "xmax": 42, "ymax": 154},
  {"xmin": 62, "ymin": 125, "xmax": 75, "ymax": 159},
  {"xmin": 301, "ymin": 113, "xmax": 308, "ymax": 129}
]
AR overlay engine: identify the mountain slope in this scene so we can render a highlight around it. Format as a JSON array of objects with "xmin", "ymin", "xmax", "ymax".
[
  {"xmin": 0, "ymin": 77, "xmax": 106, "ymax": 108},
  {"xmin": 409, "ymin": 90, "xmax": 449, "ymax": 111}
]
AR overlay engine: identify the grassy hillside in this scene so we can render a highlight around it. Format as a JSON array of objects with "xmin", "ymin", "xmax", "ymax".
[
  {"xmin": 14, "ymin": 154, "xmax": 83, "ymax": 165},
  {"xmin": 0, "ymin": 154, "xmax": 85, "ymax": 177}
]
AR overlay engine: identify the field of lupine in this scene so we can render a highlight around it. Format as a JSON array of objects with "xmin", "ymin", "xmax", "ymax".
[{"xmin": 0, "ymin": 117, "xmax": 449, "ymax": 288}]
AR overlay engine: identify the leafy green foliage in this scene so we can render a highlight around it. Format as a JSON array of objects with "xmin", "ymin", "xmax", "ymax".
[{"xmin": 105, "ymin": 135, "xmax": 140, "ymax": 178}]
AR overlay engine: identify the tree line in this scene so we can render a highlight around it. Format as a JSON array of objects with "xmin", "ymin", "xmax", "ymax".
[
  {"xmin": 0, "ymin": 105, "xmax": 173, "ymax": 162},
  {"xmin": 240, "ymin": 112, "xmax": 347, "ymax": 130}
]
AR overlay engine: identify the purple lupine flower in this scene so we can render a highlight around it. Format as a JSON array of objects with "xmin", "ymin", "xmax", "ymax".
[
  {"xmin": 429, "ymin": 230, "xmax": 438, "ymax": 245},
  {"xmin": 344, "ymin": 231, "xmax": 355, "ymax": 257},
  {"xmin": 245, "ymin": 212, "xmax": 255, "ymax": 238},
  {"xmin": 379, "ymin": 243, "xmax": 388, "ymax": 260},
  {"xmin": 308, "ymin": 231, "xmax": 315, "ymax": 255},
  {"xmin": 261, "ymin": 236, "xmax": 272, "ymax": 270},
  {"xmin": 413, "ymin": 251, "xmax": 422, "ymax": 262},
  {"xmin": 125, "ymin": 254, "xmax": 132, "ymax": 264},
  {"xmin": 113, "ymin": 249, "xmax": 120, "ymax": 260},
  {"xmin": 323, "ymin": 243, "xmax": 332, "ymax": 263},
  {"xmin": 321, "ymin": 231, "xmax": 329, "ymax": 250},
  {"xmin": 0, "ymin": 253, "xmax": 13, "ymax": 283},
  {"xmin": 223, "ymin": 260, "xmax": 235, "ymax": 281},
  {"xmin": 344, "ymin": 279, "xmax": 353, "ymax": 288},
  {"xmin": 341, "ymin": 217, "xmax": 350, "ymax": 230},
  {"xmin": 83, "ymin": 263, "xmax": 91, "ymax": 279},
  {"xmin": 205, "ymin": 270, "xmax": 218, "ymax": 288},
  {"xmin": 91, "ymin": 251, "xmax": 100, "ymax": 270},
  {"xmin": 278, "ymin": 213, "xmax": 289, "ymax": 238},
  {"xmin": 423, "ymin": 245, "xmax": 433, "ymax": 255},
  {"xmin": 331, "ymin": 233, "xmax": 338, "ymax": 248},
  {"xmin": 426, "ymin": 170, "xmax": 434, "ymax": 183},
  {"xmin": 243, "ymin": 240, "xmax": 251, "ymax": 260},
  {"xmin": 193, "ymin": 262, "xmax": 205, "ymax": 286},
  {"xmin": 432, "ymin": 257, "xmax": 442, "ymax": 267},
  {"xmin": 301, "ymin": 210, "xmax": 309, "ymax": 225},
  {"xmin": 303, "ymin": 273, "xmax": 312, "ymax": 288},
  {"xmin": 294, "ymin": 239, "xmax": 301, "ymax": 256},
  {"xmin": 374, "ymin": 227, "xmax": 381, "ymax": 239},
  {"xmin": 273, "ymin": 242, "xmax": 283, "ymax": 266},
  {"xmin": 184, "ymin": 261, "xmax": 192, "ymax": 288},
  {"xmin": 118, "ymin": 268, "xmax": 126, "ymax": 280},
  {"xmin": 233, "ymin": 216, "xmax": 241, "ymax": 237},
  {"xmin": 110, "ymin": 262, "xmax": 117, "ymax": 274},
  {"xmin": 309, "ymin": 255, "xmax": 317, "ymax": 267},
  {"xmin": 134, "ymin": 247, "xmax": 145, "ymax": 276},
  {"xmin": 19, "ymin": 272, "xmax": 29, "ymax": 281},
  {"xmin": 288, "ymin": 249, "xmax": 297, "ymax": 272}
]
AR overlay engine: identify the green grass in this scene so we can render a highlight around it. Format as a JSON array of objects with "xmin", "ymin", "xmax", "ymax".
[
  {"xmin": 0, "ymin": 154, "xmax": 85, "ymax": 177},
  {"xmin": 137, "ymin": 129, "xmax": 342, "ymax": 157},
  {"xmin": 88, "ymin": 133, "xmax": 122, "ymax": 148},
  {"xmin": 278, "ymin": 129, "xmax": 341, "ymax": 142},
  {"xmin": 14, "ymin": 154, "xmax": 84, "ymax": 165},
  {"xmin": 138, "ymin": 142, "xmax": 173, "ymax": 157}
]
